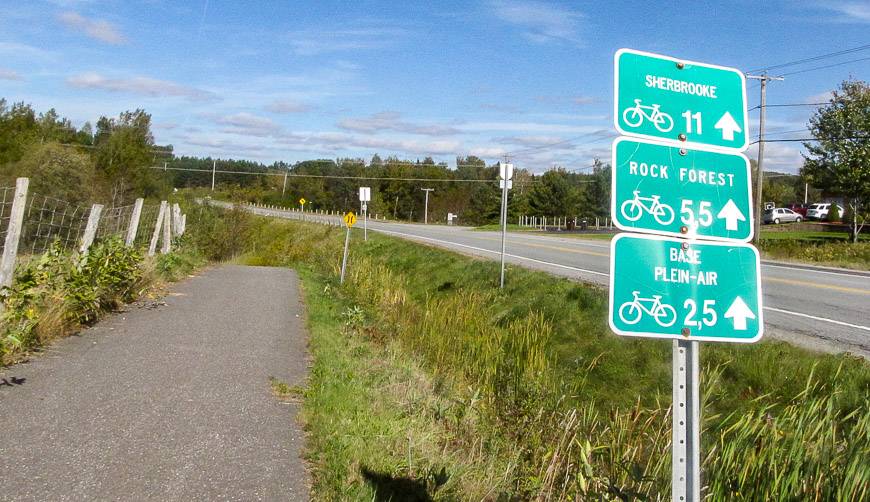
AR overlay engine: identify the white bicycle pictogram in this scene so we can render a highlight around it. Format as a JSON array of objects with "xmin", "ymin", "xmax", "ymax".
[
  {"xmin": 618, "ymin": 291, "xmax": 677, "ymax": 327},
  {"xmin": 620, "ymin": 190, "xmax": 675, "ymax": 225},
  {"xmin": 622, "ymin": 99, "xmax": 674, "ymax": 132}
]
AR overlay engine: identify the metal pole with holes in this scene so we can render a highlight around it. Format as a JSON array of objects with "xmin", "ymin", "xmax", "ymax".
[{"xmin": 672, "ymin": 339, "xmax": 701, "ymax": 502}]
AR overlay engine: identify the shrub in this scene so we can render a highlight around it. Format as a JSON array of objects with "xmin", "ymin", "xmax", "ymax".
[{"xmin": 826, "ymin": 204, "xmax": 841, "ymax": 222}]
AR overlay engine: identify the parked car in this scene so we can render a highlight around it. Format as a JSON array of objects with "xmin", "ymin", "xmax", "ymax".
[
  {"xmin": 763, "ymin": 207, "xmax": 802, "ymax": 224},
  {"xmin": 784, "ymin": 203, "xmax": 809, "ymax": 216},
  {"xmin": 806, "ymin": 203, "xmax": 844, "ymax": 221}
]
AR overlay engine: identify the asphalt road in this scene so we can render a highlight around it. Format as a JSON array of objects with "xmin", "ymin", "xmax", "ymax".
[
  {"xmin": 237, "ymin": 202, "xmax": 870, "ymax": 358},
  {"xmin": 0, "ymin": 265, "xmax": 309, "ymax": 501}
]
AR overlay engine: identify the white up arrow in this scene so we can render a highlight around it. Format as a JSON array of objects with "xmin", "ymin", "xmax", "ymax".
[
  {"xmin": 724, "ymin": 296, "xmax": 756, "ymax": 330},
  {"xmin": 716, "ymin": 199, "xmax": 746, "ymax": 231},
  {"xmin": 714, "ymin": 111, "xmax": 742, "ymax": 141}
]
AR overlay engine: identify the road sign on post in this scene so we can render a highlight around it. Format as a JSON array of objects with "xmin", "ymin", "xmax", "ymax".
[
  {"xmin": 343, "ymin": 212, "xmax": 357, "ymax": 227},
  {"xmin": 612, "ymin": 48, "xmax": 757, "ymax": 502},
  {"xmin": 609, "ymin": 233, "xmax": 763, "ymax": 342},
  {"xmin": 614, "ymin": 48, "xmax": 748, "ymax": 151},
  {"xmin": 611, "ymin": 137, "xmax": 753, "ymax": 242},
  {"xmin": 340, "ymin": 212, "xmax": 356, "ymax": 284},
  {"xmin": 498, "ymin": 161, "xmax": 513, "ymax": 288}
]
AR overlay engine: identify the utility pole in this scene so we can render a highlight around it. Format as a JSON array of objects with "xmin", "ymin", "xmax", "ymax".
[
  {"xmin": 746, "ymin": 73, "xmax": 784, "ymax": 243},
  {"xmin": 211, "ymin": 160, "xmax": 216, "ymax": 191},
  {"xmin": 420, "ymin": 188, "xmax": 434, "ymax": 224}
]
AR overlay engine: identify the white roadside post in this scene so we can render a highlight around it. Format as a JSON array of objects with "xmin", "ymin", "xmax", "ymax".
[
  {"xmin": 359, "ymin": 186, "xmax": 371, "ymax": 241},
  {"xmin": 0, "ymin": 177, "xmax": 29, "ymax": 292},
  {"xmin": 498, "ymin": 161, "xmax": 513, "ymax": 288},
  {"xmin": 79, "ymin": 204, "xmax": 104, "ymax": 254},
  {"xmin": 125, "ymin": 198, "xmax": 144, "ymax": 246},
  {"xmin": 340, "ymin": 212, "xmax": 357, "ymax": 284}
]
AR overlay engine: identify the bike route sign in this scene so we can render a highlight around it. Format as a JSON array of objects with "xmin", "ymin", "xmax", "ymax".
[
  {"xmin": 614, "ymin": 48, "xmax": 748, "ymax": 151},
  {"xmin": 611, "ymin": 137, "xmax": 753, "ymax": 242},
  {"xmin": 609, "ymin": 233, "xmax": 763, "ymax": 343}
]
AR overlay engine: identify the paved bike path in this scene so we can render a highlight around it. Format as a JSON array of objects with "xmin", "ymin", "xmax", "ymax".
[{"xmin": 0, "ymin": 265, "xmax": 310, "ymax": 501}]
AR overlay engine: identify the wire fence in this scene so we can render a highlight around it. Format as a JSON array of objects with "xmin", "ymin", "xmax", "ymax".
[
  {"xmin": 96, "ymin": 203, "xmax": 136, "ymax": 241},
  {"xmin": 134, "ymin": 203, "xmax": 162, "ymax": 248},
  {"xmin": 20, "ymin": 193, "xmax": 90, "ymax": 255}
]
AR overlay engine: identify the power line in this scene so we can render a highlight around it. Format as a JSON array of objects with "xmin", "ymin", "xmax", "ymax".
[
  {"xmin": 750, "ymin": 136, "xmax": 868, "ymax": 144},
  {"xmin": 749, "ymin": 102, "xmax": 827, "ymax": 111},
  {"xmin": 746, "ymin": 43, "xmax": 870, "ymax": 73},
  {"xmin": 149, "ymin": 165, "xmax": 538, "ymax": 183},
  {"xmin": 780, "ymin": 55, "xmax": 870, "ymax": 77}
]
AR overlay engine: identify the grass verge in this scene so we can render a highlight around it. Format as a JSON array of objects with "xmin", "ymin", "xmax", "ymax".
[{"xmin": 233, "ymin": 215, "xmax": 869, "ymax": 500}]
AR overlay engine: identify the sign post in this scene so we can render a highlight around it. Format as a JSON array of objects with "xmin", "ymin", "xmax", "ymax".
[
  {"xmin": 611, "ymin": 48, "xmax": 758, "ymax": 502},
  {"xmin": 299, "ymin": 198, "xmax": 306, "ymax": 222},
  {"xmin": 340, "ymin": 212, "xmax": 357, "ymax": 284},
  {"xmin": 359, "ymin": 187, "xmax": 371, "ymax": 241},
  {"xmin": 498, "ymin": 162, "xmax": 513, "ymax": 289}
]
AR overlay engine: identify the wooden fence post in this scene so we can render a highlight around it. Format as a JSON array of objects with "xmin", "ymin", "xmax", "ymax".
[
  {"xmin": 125, "ymin": 198, "xmax": 144, "ymax": 247},
  {"xmin": 161, "ymin": 202, "xmax": 172, "ymax": 254},
  {"xmin": 79, "ymin": 204, "xmax": 103, "ymax": 254},
  {"xmin": 149, "ymin": 201, "xmax": 167, "ymax": 256},
  {"xmin": 0, "ymin": 177, "xmax": 29, "ymax": 289},
  {"xmin": 172, "ymin": 203, "xmax": 181, "ymax": 237}
]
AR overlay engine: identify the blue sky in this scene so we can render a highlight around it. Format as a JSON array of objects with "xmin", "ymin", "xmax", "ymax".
[{"xmin": 1, "ymin": 1, "xmax": 868, "ymax": 173}]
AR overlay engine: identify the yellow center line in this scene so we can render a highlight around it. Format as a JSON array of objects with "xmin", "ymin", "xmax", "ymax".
[{"xmin": 764, "ymin": 276, "xmax": 870, "ymax": 295}]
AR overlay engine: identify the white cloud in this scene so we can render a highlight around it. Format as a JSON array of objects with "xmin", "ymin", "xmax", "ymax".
[
  {"xmin": 58, "ymin": 11, "xmax": 126, "ymax": 44},
  {"xmin": 0, "ymin": 68, "xmax": 22, "ymax": 80},
  {"xmin": 490, "ymin": 1, "xmax": 585, "ymax": 44},
  {"xmin": 287, "ymin": 25, "xmax": 407, "ymax": 55},
  {"xmin": 338, "ymin": 112, "xmax": 460, "ymax": 136},
  {"xmin": 817, "ymin": 2, "xmax": 870, "ymax": 23},
  {"xmin": 265, "ymin": 100, "xmax": 313, "ymax": 114},
  {"xmin": 460, "ymin": 122, "xmax": 607, "ymax": 134},
  {"xmin": 67, "ymin": 72, "xmax": 217, "ymax": 101},
  {"xmin": 0, "ymin": 42, "xmax": 55, "ymax": 60},
  {"xmin": 213, "ymin": 112, "xmax": 281, "ymax": 137}
]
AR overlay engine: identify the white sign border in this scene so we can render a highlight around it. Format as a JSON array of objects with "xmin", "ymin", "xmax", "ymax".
[
  {"xmin": 609, "ymin": 136, "xmax": 755, "ymax": 243},
  {"xmin": 607, "ymin": 232, "xmax": 764, "ymax": 343},
  {"xmin": 613, "ymin": 48, "xmax": 750, "ymax": 153}
]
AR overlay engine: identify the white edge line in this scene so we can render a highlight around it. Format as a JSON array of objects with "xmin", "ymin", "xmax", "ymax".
[
  {"xmin": 760, "ymin": 263, "xmax": 870, "ymax": 279},
  {"xmin": 246, "ymin": 204, "xmax": 867, "ymax": 333},
  {"xmin": 374, "ymin": 228, "xmax": 609, "ymax": 277},
  {"xmin": 763, "ymin": 306, "xmax": 870, "ymax": 332}
]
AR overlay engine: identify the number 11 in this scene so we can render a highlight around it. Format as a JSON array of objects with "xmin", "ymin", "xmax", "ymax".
[{"xmin": 682, "ymin": 111, "xmax": 702, "ymax": 134}]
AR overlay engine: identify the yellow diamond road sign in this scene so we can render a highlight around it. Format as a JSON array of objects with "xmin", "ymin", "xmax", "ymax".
[
  {"xmin": 299, "ymin": 198, "xmax": 306, "ymax": 205},
  {"xmin": 344, "ymin": 212, "xmax": 357, "ymax": 227}
]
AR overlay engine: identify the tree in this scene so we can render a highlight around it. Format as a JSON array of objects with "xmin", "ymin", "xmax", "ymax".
[
  {"xmin": 801, "ymin": 80, "xmax": 870, "ymax": 242},
  {"xmin": 93, "ymin": 109, "xmax": 162, "ymax": 205},
  {"xmin": 12, "ymin": 143, "xmax": 97, "ymax": 206},
  {"xmin": 527, "ymin": 169, "xmax": 579, "ymax": 217}
]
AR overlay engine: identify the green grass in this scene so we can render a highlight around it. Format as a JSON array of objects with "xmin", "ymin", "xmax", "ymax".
[{"xmin": 230, "ymin": 215, "xmax": 869, "ymax": 499}]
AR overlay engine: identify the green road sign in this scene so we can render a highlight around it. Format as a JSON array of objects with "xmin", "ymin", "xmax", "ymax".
[
  {"xmin": 614, "ymin": 48, "xmax": 748, "ymax": 151},
  {"xmin": 611, "ymin": 137, "xmax": 753, "ymax": 242},
  {"xmin": 609, "ymin": 233, "xmax": 763, "ymax": 343}
]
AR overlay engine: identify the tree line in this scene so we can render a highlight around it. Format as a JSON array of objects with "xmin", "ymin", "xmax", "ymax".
[{"xmin": 1, "ymin": 78, "xmax": 865, "ymax": 235}]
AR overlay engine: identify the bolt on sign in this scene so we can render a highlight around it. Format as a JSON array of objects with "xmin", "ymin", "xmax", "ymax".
[
  {"xmin": 611, "ymin": 137, "xmax": 753, "ymax": 242},
  {"xmin": 343, "ymin": 212, "xmax": 357, "ymax": 227},
  {"xmin": 609, "ymin": 234, "xmax": 762, "ymax": 342},
  {"xmin": 614, "ymin": 48, "xmax": 748, "ymax": 151}
]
